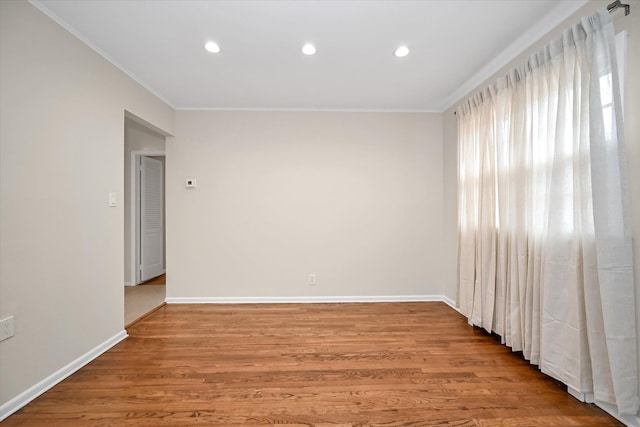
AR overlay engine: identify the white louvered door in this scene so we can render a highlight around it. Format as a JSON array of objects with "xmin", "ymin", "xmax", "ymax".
[{"xmin": 140, "ymin": 156, "xmax": 164, "ymax": 282}]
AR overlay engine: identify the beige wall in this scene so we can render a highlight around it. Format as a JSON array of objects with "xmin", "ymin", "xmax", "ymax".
[
  {"xmin": 0, "ymin": 1, "xmax": 174, "ymax": 407},
  {"xmin": 167, "ymin": 111, "xmax": 444, "ymax": 299},
  {"xmin": 124, "ymin": 119, "xmax": 166, "ymax": 285}
]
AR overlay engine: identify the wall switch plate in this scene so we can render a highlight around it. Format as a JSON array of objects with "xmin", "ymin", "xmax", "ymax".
[
  {"xmin": 186, "ymin": 179, "xmax": 197, "ymax": 188},
  {"xmin": 0, "ymin": 316, "xmax": 14, "ymax": 341},
  {"xmin": 309, "ymin": 273, "xmax": 317, "ymax": 286},
  {"xmin": 108, "ymin": 192, "xmax": 117, "ymax": 207}
]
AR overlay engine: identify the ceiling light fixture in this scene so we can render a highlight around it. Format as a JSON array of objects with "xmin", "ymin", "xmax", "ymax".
[
  {"xmin": 301, "ymin": 43, "xmax": 316, "ymax": 56},
  {"xmin": 394, "ymin": 45, "xmax": 410, "ymax": 58},
  {"xmin": 205, "ymin": 41, "xmax": 221, "ymax": 53}
]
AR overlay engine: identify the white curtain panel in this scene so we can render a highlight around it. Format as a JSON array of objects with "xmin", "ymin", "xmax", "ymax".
[{"xmin": 456, "ymin": 9, "xmax": 638, "ymax": 415}]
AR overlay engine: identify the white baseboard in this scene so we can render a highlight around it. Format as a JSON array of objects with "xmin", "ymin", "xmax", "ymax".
[
  {"xmin": 0, "ymin": 330, "xmax": 128, "ymax": 422},
  {"xmin": 441, "ymin": 295, "xmax": 458, "ymax": 311},
  {"xmin": 124, "ymin": 281, "xmax": 136, "ymax": 286},
  {"xmin": 165, "ymin": 295, "xmax": 455, "ymax": 304}
]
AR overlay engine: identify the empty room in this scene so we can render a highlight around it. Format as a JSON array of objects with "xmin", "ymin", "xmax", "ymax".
[{"xmin": 1, "ymin": 0, "xmax": 639, "ymax": 425}]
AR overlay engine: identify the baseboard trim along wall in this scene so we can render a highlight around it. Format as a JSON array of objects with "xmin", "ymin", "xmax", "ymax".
[
  {"xmin": 0, "ymin": 330, "xmax": 128, "ymax": 422},
  {"xmin": 165, "ymin": 294, "xmax": 459, "ymax": 310}
]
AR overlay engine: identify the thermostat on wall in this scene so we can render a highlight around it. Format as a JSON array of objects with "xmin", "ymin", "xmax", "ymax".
[{"xmin": 186, "ymin": 178, "xmax": 197, "ymax": 188}]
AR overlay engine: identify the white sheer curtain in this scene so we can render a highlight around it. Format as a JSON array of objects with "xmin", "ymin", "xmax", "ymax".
[{"xmin": 457, "ymin": 9, "xmax": 639, "ymax": 415}]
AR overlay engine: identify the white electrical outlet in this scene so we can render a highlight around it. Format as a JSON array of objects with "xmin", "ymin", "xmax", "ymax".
[
  {"xmin": 0, "ymin": 316, "xmax": 14, "ymax": 341},
  {"xmin": 309, "ymin": 273, "xmax": 317, "ymax": 286}
]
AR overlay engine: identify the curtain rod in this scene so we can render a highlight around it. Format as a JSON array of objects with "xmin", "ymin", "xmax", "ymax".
[
  {"xmin": 607, "ymin": 0, "xmax": 630, "ymax": 16},
  {"xmin": 454, "ymin": 2, "xmax": 631, "ymax": 116}
]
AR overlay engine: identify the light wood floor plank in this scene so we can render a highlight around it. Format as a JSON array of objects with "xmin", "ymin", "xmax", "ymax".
[{"xmin": 3, "ymin": 302, "xmax": 621, "ymax": 426}]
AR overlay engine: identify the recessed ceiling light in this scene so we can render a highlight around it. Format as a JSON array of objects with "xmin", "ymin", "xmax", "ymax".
[
  {"xmin": 301, "ymin": 43, "xmax": 316, "ymax": 55},
  {"xmin": 394, "ymin": 45, "xmax": 410, "ymax": 58},
  {"xmin": 205, "ymin": 41, "xmax": 220, "ymax": 53}
]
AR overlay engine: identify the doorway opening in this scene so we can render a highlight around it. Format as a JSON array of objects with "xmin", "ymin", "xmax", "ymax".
[
  {"xmin": 124, "ymin": 116, "xmax": 166, "ymax": 326},
  {"xmin": 133, "ymin": 153, "xmax": 165, "ymax": 285}
]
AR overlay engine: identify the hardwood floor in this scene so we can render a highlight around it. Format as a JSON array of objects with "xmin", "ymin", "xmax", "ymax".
[
  {"xmin": 124, "ymin": 284, "xmax": 166, "ymax": 327},
  {"xmin": 4, "ymin": 302, "xmax": 621, "ymax": 426},
  {"xmin": 140, "ymin": 273, "xmax": 166, "ymax": 285},
  {"xmin": 124, "ymin": 273, "xmax": 166, "ymax": 326}
]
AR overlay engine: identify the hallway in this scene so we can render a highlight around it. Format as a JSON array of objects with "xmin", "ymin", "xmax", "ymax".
[{"xmin": 124, "ymin": 274, "xmax": 165, "ymax": 326}]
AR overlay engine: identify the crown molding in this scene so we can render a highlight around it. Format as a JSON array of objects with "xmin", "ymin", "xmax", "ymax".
[
  {"xmin": 440, "ymin": 0, "xmax": 589, "ymax": 112},
  {"xmin": 28, "ymin": 0, "xmax": 176, "ymax": 110}
]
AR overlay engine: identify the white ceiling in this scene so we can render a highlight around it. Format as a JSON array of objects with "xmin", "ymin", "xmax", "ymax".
[{"xmin": 34, "ymin": 0, "xmax": 588, "ymax": 111}]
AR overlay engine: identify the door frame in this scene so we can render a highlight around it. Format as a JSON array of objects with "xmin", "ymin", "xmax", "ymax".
[{"xmin": 130, "ymin": 150, "xmax": 165, "ymax": 285}]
